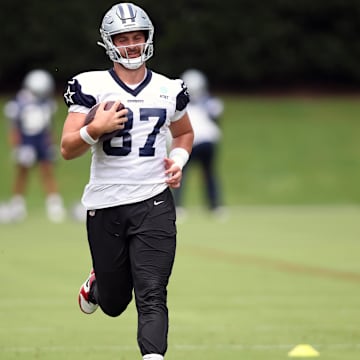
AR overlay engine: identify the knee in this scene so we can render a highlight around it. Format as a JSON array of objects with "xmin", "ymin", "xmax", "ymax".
[
  {"xmin": 100, "ymin": 292, "xmax": 133, "ymax": 317},
  {"xmin": 137, "ymin": 284, "xmax": 167, "ymax": 311}
]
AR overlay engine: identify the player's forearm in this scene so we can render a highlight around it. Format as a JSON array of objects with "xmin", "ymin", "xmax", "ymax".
[
  {"xmin": 171, "ymin": 130, "xmax": 194, "ymax": 155},
  {"xmin": 61, "ymin": 131, "xmax": 91, "ymax": 160}
]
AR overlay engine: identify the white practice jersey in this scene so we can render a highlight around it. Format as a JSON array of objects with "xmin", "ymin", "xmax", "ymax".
[
  {"xmin": 63, "ymin": 68, "xmax": 189, "ymax": 209},
  {"xmin": 187, "ymin": 103, "xmax": 221, "ymax": 146}
]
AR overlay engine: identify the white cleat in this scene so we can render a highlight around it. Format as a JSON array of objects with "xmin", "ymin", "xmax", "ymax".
[{"xmin": 78, "ymin": 269, "xmax": 98, "ymax": 314}]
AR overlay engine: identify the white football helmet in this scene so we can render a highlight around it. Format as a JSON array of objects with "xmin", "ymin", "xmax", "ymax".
[
  {"xmin": 23, "ymin": 69, "xmax": 55, "ymax": 99},
  {"xmin": 98, "ymin": 3, "xmax": 154, "ymax": 70},
  {"xmin": 181, "ymin": 69, "xmax": 208, "ymax": 102}
]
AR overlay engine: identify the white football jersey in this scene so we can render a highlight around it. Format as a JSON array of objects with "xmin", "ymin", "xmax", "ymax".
[
  {"xmin": 64, "ymin": 69, "xmax": 189, "ymax": 209},
  {"xmin": 187, "ymin": 103, "xmax": 221, "ymax": 146}
]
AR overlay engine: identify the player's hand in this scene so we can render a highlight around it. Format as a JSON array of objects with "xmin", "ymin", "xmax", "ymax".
[
  {"xmin": 164, "ymin": 157, "xmax": 182, "ymax": 188},
  {"xmin": 89, "ymin": 100, "xmax": 128, "ymax": 137}
]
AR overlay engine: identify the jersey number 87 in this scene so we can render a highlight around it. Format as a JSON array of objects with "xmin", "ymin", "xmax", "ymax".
[{"xmin": 103, "ymin": 107, "xmax": 166, "ymax": 157}]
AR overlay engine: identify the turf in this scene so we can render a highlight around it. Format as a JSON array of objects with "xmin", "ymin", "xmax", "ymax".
[
  {"xmin": 1, "ymin": 95, "xmax": 360, "ymax": 208},
  {"xmin": 1, "ymin": 206, "xmax": 360, "ymax": 360},
  {"xmin": 0, "ymin": 95, "xmax": 360, "ymax": 359}
]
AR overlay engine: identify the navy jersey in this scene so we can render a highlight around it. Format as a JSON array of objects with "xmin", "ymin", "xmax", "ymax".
[{"xmin": 4, "ymin": 89, "xmax": 57, "ymax": 163}]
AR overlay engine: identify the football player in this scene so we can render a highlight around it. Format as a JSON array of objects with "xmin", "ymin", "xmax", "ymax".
[
  {"xmin": 1, "ymin": 69, "xmax": 66, "ymax": 223},
  {"xmin": 60, "ymin": 3, "xmax": 194, "ymax": 360},
  {"xmin": 173, "ymin": 69, "xmax": 224, "ymax": 216}
]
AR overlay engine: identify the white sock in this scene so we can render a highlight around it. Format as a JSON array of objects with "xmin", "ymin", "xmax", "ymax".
[
  {"xmin": 11, "ymin": 195, "xmax": 25, "ymax": 207},
  {"xmin": 10, "ymin": 195, "xmax": 27, "ymax": 221},
  {"xmin": 46, "ymin": 193, "xmax": 63, "ymax": 206},
  {"xmin": 143, "ymin": 354, "xmax": 164, "ymax": 360},
  {"xmin": 46, "ymin": 193, "xmax": 66, "ymax": 222}
]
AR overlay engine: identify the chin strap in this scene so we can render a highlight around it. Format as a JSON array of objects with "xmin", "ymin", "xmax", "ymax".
[{"xmin": 97, "ymin": 40, "xmax": 144, "ymax": 69}]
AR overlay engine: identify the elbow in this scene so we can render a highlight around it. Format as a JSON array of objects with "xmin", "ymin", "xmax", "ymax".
[
  {"xmin": 61, "ymin": 149, "xmax": 71, "ymax": 161},
  {"xmin": 60, "ymin": 145, "xmax": 73, "ymax": 160},
  {"xmin": 61, "ymin": 141, "xmax": 87, "ymax": 160}
]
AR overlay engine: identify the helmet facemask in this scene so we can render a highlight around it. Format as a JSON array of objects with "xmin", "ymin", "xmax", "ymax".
[{"xmin": 97, "ymin": 3, "xmax": 154, "ymax": 70}]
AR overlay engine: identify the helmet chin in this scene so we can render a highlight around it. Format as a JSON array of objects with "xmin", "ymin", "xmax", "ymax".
[{"xmin": 118, "ymin": 56, "xmax": 144, "ymax": 70}]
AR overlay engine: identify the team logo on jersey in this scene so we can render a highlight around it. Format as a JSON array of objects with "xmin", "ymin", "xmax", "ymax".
[
  {"xmin": 64, "ymin": 80, "xmax": 76, "ymax": 104},
  {"xmin": 159, "ymin": 86, "xmax": 169, "ymax": 100},
  {"xmin": 63, "ymin": 79, "xmax": 97, "ymax": 108}
]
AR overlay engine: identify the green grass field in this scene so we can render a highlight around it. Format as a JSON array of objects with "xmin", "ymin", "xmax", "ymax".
[
  {"xmin": 1, "ymin": 95, "xmax": 360, "ymax": 207},
  {"xmin": 1, "ymin": 206, "xmax": 360, "ymax": 359},
  {"xmin": 0, "ymin": 95, "xmax": 360, "ymax": 359}
]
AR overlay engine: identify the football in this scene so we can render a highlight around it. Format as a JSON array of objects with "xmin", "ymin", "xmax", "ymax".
[{"xmin": 84, "ymin": 101, "xmax": 125, "ymax": 142}]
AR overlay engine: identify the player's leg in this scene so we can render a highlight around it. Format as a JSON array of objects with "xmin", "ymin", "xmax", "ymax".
[
  {"xmin": 38, "ymin": 139, "xmax": 66, "ymax": 222},
  {"xmin": 9, "ymin": 164, "xmax": 30, "ymax": 221},
  {"xmin": 0, "ymin": 165, "xmax": 28, "ymax": 223},
  {"xmin": 129, "ymin": 188, "xmax": 177, "ymax": 357},
  {"xmin": 3, "ymin": 142, "xmax": 36, "ymax": 222},
  {"xmin": 198, "ymin": 142, "xmax": 221, "ymax": 210},
  {"xmin": 13, "ymin": 164, "xmax": 29, "ymax": 195},
  {"xmin": 85, "ymin": 206, "xmax": 133, "ymax": 317}
]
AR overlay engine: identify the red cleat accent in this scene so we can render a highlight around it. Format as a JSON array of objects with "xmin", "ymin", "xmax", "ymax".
[{"xmin": 78, "ymin": 269, "xmax": 98, "ymax": 314}]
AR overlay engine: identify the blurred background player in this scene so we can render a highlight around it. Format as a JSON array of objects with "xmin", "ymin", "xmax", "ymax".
[
  {"xmin": 0, "ymin": 69, "xmax": 66, "ymax": 223},
  {"xmin": 172, "ymin": 69, "xmax": 224, "ymax": 216}
]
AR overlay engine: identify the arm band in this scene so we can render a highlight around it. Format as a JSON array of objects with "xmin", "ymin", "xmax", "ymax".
[
  {"xmin": 79, "ymin": 126, "xmax": 98, "ymax": 145},
  {"xmin": 169, "ymin": 147, "xmax": 189, "ymax": 170}
]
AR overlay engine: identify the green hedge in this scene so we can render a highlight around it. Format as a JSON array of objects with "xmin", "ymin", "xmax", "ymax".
[{"xmin": 0, "ymin": 0, "xmax": 360, "ymax": 90}]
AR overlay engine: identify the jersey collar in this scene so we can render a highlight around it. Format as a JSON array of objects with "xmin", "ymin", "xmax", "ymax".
[{"xmin": 109, "ymin": 68, "xmax": 152, "ymax": 97}]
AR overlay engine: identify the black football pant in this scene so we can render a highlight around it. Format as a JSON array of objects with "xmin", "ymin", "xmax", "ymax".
[{"xmin": 86, "ymin": 187, "xmax": 177, "ymax": 356}]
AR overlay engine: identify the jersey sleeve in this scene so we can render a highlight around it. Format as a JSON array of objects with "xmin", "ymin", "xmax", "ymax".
[
  {"xmin": 3, "ymin": 100, "xmax": 19, "ymax": 121},
  {"xmin": 63, "ymin": 75, "xmax": 97, "ymax": 112},
  {"xmin": 172, "ymin": 108, "xmax": 187, "ymax": 122},
  {"xmin": 175, "ymin": 79, "xmax": 190, "ymax": 111},
  {"xmin": 168, "ymin": 78, "xmax": 190, "ymax": 122}
]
